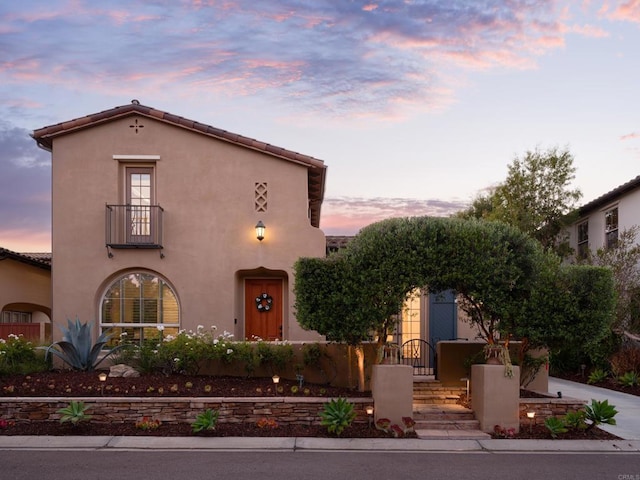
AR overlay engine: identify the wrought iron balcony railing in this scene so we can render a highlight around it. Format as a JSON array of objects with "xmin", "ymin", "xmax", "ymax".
[{"xmin": 106, "ymin": 204, "xmax": 164, "ymax": 249}]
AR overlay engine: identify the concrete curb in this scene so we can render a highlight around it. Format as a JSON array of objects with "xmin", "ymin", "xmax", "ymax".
[{"xmin": 1, "ymin": 436, "xmax": 639, "ymax": 452}]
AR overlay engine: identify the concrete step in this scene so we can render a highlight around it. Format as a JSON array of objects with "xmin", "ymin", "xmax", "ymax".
[
  {"xmin": 415, "ymin": 419, "xmax": 481, "ymax": 429},
  {"xmin": 415, "ymin": 429, "xmax": 491, "ymax": 440},
  {"xmin": 413, "ymin": 411, "xmax": 475, "ymax": 421},
  {"xmin": 413, "ymin": 395, "xmax": 461, "ymax": 405},
  {"xmin": 412, "ymin": 404, "xmax": 480, "ymax": 432}
]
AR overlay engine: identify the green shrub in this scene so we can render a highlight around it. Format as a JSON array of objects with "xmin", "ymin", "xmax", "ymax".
[
  {"xmin": 584, "ymin": 399, "xmax": 618, "ymax": 431},
  {"xmin": 57, "ymin": 401, "xmax": 92, "ymax": 425},
  {"xmin": 587, "ymin": 368, "xmax": 608, "ymax": 384},
  {"xmin": 191, "ymin": 409, "xmax": 219, "ymax": 433},
  {"xmin": 256, "ymin": 341, "xmax": 294, "ymax": 375},
  {"xmin": 544, "ymin": 416, "xmax": 568, "ymax": 438},
  {"xmin": 564, "ymin": 411, "xmax": 587, "ymax": 430},
  {"xmin": 617, "ymin": 371, "xmax": 639, "ymax": 388},
  {"xmin": 0, "ymin": 334, "xmax": 48, "ymax": 375},
  {"xmin": 319, "ymin": 398, "xmax": 356, "ymax": 436}
]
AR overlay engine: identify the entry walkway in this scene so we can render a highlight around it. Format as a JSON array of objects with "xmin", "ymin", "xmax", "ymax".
[{"xmin": 548, "ymin": 377, "xmax": 640, "ymax": 440}]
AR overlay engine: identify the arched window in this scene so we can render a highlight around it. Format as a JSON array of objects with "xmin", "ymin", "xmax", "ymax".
[{"xmin": 100, "ymin": 272, "xmax": 179, "ymax": 343}]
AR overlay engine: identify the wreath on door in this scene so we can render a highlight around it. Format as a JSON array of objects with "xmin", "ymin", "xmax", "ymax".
[{"xmin": 255, "ymin": 293, "xmax": 273, "ymax": 312}]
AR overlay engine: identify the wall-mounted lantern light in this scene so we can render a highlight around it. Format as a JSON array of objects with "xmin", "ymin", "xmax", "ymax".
[{"xmin": 255, "ymin": 220, "xmax": 266, "ymax": 241}]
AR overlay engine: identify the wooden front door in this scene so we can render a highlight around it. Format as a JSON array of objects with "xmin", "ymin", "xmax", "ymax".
[{"xmin": 245, "ymin": 279, "xmax": 283, "ymax": 341}]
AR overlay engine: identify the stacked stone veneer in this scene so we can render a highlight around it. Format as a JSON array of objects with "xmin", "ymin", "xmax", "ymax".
[
  {"xmin": 519, "ymin": 397, "xmax": 585, "ymax": 425},
  {"xmin": 1, "ymin": 397, "xmax": 372, "ymax": 426}
]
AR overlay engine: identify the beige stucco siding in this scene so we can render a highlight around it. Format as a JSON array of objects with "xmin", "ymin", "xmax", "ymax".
[{"xmin": 50, "ymin": 115, "xmax": 325, "ymax": 342}]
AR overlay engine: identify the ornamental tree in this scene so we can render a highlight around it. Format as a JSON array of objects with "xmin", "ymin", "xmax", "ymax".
[{"xmin": 294, "ymin": 215, "xmax": 615, "ymax": 391}]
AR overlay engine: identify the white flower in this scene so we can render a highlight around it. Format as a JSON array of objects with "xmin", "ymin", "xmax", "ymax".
[
  {"xmin": 226, "ymin": 348, "xmax": 233, "ymax": 355},
  {"xmin": 120, "ymin": 332, "xmax": 128, "ymax": 337},
  {"xmin": 156, "ymin": 325, "xmax": 165, "ymax": 332},
  {"xmin": 164, "ymin": 335, "xmax": 175, "ymax": 342},
  {"xmin": 173, "ymin": 358, "xmax": 180, "ymax": 363},
  {"xmin": 213, "ymin": 339, "xmax": 219, "ymax": 345},
  {"xmin": 0, "ymin": 339, "xmax": 6, "ymax": 344},
  {"xmin": 197, "ymin": 325, "xmax": 204, "ymax": 331},
  {"xmin": 211, "ymin": 325, "xmax": 217, "ymax": 331}
]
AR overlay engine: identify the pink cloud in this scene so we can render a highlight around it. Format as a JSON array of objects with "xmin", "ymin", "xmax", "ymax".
[
  {"xmin": 606, "ymin": 0, "xmax": 640, "ymax": 23},
  {"xmin": 569, "ymin": 23, "xmax": 610, "ymax": 37},
  {"xmin": 621, "ymin": 132, "xmax": 640, "ymax": 140},
  {"xmin": 320, "ymin": 196, "xmax": 468, "ymax": 235},
  {"xmin": 0, "ymin": 229, "xmax": 51, "ymax": 253}
]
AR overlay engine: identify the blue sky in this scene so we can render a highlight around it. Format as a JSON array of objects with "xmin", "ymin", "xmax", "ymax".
[{"xmin": 1, "ymin": 0, "xmax": 639, "ymax": 251}]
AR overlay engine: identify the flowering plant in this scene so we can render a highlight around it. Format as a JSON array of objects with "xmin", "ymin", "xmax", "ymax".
[
  {"xmin": 135, "ymin": 416, "xmax": 161, "ymax": 430},
  {"xmin": 256, "ymin": 417, "xmax": 278, "ymax": 429},
  {"xmin": 375, "ymin": 418, "xmax": 391, "ymax": 432},
  {"xmin": 0, "ymin": 419, "xmax": 15, "ymax": 429},
  {"xmin": 402, "ymin": 417, "xmax": 416, "ymax": 434}
]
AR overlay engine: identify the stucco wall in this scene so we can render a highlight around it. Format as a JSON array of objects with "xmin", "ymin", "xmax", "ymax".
[
  {"xmin": 0, "ymin": 258, "xmax": 51, "ymax": 342},
  {"xmin": 50, "ymin": 115, "xmax": 326, "ymax": 342}
]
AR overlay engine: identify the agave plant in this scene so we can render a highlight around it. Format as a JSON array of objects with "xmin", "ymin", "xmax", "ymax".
[
  {"xmin": 57, "ymin": 401, "xmax": 92, "ymax": 425},
  {"xmin": 43, "ymin": 318, "xmax": 122, "ymax": 371}
]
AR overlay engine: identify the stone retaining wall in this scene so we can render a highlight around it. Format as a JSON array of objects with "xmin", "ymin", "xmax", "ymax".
[
  {"xmin": 519, "ymin": 396, "xmax": 585, "ymax": 425},
  {"xmin": 1, "ymin": 397, "xmax": 373, "ymax": 426}
]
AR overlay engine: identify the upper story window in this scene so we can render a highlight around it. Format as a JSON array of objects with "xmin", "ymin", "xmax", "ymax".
[
  {"xmin": 127, "ymin": 167, "xmax": 154, "ymax": 241},
  {"xmin": 106, "ymin": 157, "xmax": 163, "ymax": 250},
  {"xmin": 577, "ymin": 220, "xmax": 589, "ymax": 259},
  {"xmin": 605, "ymin": 207, "xmax": 618, "ymax": 248}
]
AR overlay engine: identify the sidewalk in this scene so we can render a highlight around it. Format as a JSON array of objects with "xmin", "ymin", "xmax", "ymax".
[
  {"xmin": 549, "ymin": 377, "xmax": 640, "ymax": 440},
  {"xmin": 0, "ymin": 435, "xmax": 639, "ymax": 453}
]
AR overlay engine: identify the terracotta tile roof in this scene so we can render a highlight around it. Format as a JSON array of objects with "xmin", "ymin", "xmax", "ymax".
[
  {"xmin": 0, "ymin": 248, "xmax": 51, "ymax": 270},
  {"xmin": 32, "ymin": 101, "xmax": 327, "ymax": 228},
  {"xmin": 579, "ymin": 175, "xmax": 640, "ymax": 215}
]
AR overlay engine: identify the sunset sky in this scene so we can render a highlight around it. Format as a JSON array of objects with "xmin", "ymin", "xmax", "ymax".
[{"xmin": 1, "ymin": 1, "xmax": 639, "ymax": 252}]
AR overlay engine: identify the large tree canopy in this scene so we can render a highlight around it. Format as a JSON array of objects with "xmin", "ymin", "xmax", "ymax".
[
  {"xmin": 294, "ymin": 216, "xmax": 615, "ymax": 390},
  {"xmin": 459, "ymin": 146, "xmax": 582, "ymax": 257}
]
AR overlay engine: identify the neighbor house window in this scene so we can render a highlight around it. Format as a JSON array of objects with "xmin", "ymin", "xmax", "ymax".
[
  {"xmin": 101, "ymin": 272, "xmax": 179, "ymax": 344},
  {"xmin": 1, "ymin": 311, "xmax": 32, "ymax": 323},
  {"xmin": 605, "ymin": 207, "xmax": 618, "ymax": 248},
  {"xmin": 577, "ymin": 220, "xmax": 589, "ymax": 259}
]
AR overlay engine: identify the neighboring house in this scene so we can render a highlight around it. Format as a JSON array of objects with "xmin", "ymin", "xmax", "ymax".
[
  {"xmin": 31, "ymin": 101, "xmax": 327, "ymax": 344},
  {"xmin": 0, "ymin": 248, "xmax": 51, "ymax": 341},
  {"xmin": 568, "ymin": 175, "xmax": 640, "ymax": 260}
]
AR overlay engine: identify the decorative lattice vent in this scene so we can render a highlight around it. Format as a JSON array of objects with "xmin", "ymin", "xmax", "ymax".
[{"xmin": 255, "ymin": 182, "xmax": 268, "ymax": 212}]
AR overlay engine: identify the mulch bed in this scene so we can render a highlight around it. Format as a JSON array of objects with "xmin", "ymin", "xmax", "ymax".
[
  {"xmin": 0, "ymin": 371, "xmax": 625, "ymax": 439},
  {"xmin": 0, "ymin": 371, "xmax": 368, "ymax": 398},
  {"xmin": 556, "ymin": 372, "xmax": 640, "ymax": 397}
]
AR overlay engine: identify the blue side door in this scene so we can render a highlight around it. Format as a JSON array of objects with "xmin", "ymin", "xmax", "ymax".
[{"xmin": 428, "ymin": 290, "xmax": 457, "ymax": 365}]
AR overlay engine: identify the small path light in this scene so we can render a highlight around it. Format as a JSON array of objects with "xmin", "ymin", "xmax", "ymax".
[
  {"xmin": 98, "ymin": 372, "xmax": 108, "ymax": 396},
  {"xmin": 366, "ymin": 405, "xmax": 374, "ymax": 429},
  {"xmin": 527, "ymin": 411, "xmax": 536, "ymax": 433},
  {"xmin": 272, "ymin": 375, "xmax": 280, "ymax": 395}
]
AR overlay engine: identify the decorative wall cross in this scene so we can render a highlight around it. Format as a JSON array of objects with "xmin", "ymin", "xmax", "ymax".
[{"xmin": 129, "ymin": 118, "xmax": 145, "ymax": 133}]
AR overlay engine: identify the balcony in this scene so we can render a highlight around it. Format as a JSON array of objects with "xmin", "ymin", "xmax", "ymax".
[{"xmin": 106, "ymin": 204, "xmax": 164, "ymax": 249}]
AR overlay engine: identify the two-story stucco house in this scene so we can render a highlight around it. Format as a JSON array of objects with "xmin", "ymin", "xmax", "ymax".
[
  {"xmin": 31, "ymin": 101, "xmax": 327, "ymax": 344},
  {"xmin": 569, "ymin": 175, "xmax": 640, "ymax": 259}
]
